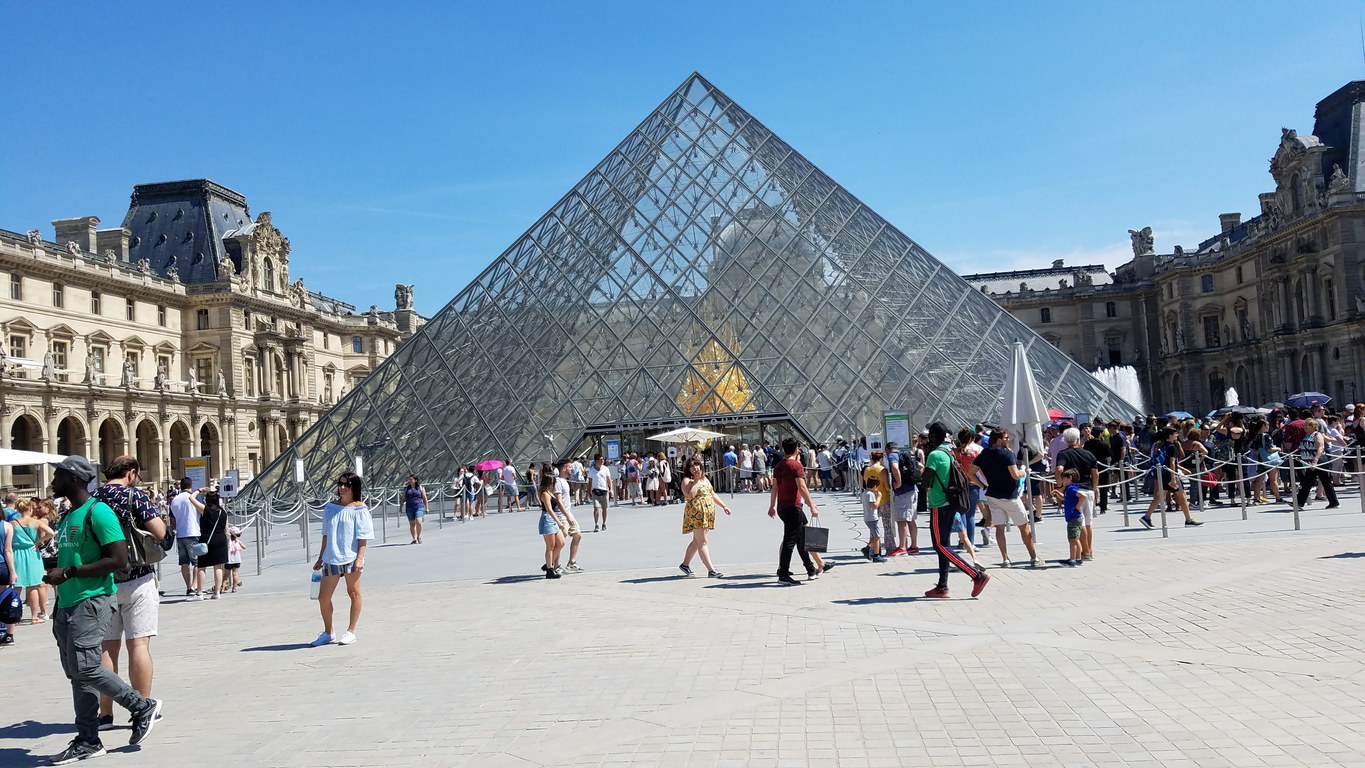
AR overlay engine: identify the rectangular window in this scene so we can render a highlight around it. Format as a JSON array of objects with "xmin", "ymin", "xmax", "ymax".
[
  {"xmin": 126, "ymin": 298, "xmax": 136, "ymax": 321},
  {"xmin": 157, "ymin": 355, "xmax": 171, "ymax": 382},
  {"xmin": 52, "ymin": 341, "xmax": 69, "ymax": 382},
  {"xmin": 1236, "ymin": 266, "xmax": 1244, "ymax": 284},
  {"xmin": 196, "ymin": 308, "xmax": 210, "ymax": 330},
  {"xmin": 323, "ymin": 332, "xmax": 330, "ymax": 350},
  {"xmin": 1166, "ymin": 283, "xmax": 1174, "ymax": 299},
  {"xmin": 1202, "ymin": 316, "xmax": 1221, "ymax": 348},
  {"xmin": 91, "ymin": 290, "xmax": 101, "ymax": 315},
  {"xmin": 194, "ymin": 358, "xmax": 213, "ymax": 393},
  {"xmin": 157, "ymin": 305, "xmax": 167, "ymax": 327},
  {"xmin": 52, "ymin": 282, "xmax": 64, "ymax": 308},
  {"xmin": 9, "ymin": 274, "xmax": 20, "ymax": 300},
  {"xmin": 9, "ymin": 335, "xmax": 26, "ymax": 378},
  {"xmin": 92, "ymin": 346, "xmax": 106, "ymax": 374},
  {"xmin": 243, "ymin": 359, "xmax": 256, "ymax": 397},
  {"xmin": 1201, "ymin": 274, "xmax": 1215, "ymax": 293},
  {"xmin": 125, "ymin": 352, "xmax": 139, "ymax": 381},
  {"xmin": 352, "ymin": 335, "xmax": 364, "ymax": 353},
  {"xmin": 1104, "ymin": 301, "xmax": 1117, "ymax": 318}
]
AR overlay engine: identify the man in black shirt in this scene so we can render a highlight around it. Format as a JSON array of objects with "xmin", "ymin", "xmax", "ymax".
[
  {"xmin": 1081, "ymin": 424, "xmax": 1111, "ymax": 515},
  {"xmin": 972, "ymin": 430, "xmax": 1040, "ymax": 567},
  {"xmin": 1054, "ymin": 427, "xmax": 1099, "ymax": 561}
]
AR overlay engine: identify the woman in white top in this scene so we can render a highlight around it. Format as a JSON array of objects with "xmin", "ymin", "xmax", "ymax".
[
  {"xmin": 311, "ymin": 471, "xmax": 375, "ymax": 647},
  {"xmin": 739, "ymin": 445, "xmax": 754, "ymax": 492}
]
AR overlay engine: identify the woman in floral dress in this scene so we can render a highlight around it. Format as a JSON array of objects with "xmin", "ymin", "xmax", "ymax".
[{"xmin": 679, "ymin": 458, "xmax": 731, "ymax": 578}]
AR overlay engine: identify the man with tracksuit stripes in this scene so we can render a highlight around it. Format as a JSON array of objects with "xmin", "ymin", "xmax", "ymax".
[{"xmin": 922, "ymin": 422, "xmax": 990, "ymax": 599}]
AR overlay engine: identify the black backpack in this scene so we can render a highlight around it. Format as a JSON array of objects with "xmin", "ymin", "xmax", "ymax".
[
  {"xmin": 922, "ymin": 447, "xmax": 971, "ymax": 511},
  {"xmin": 896, "ymin": 450, "xmax": 922, "ymax": 487}
]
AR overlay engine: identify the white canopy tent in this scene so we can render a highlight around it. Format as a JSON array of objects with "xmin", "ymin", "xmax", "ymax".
[{"xmin": 0, "ymin": 447, "xmax": 68, "ymax": 466}]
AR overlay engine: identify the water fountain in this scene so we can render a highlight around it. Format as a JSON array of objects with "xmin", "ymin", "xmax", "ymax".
[{"xmin": 1091, "ymin": 365, "xmax": 1146, "ymax": 416}]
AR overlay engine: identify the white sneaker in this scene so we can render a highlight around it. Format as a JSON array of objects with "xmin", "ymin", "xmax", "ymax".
[
  {"xmin": 310, "ymin": 632, "xmax": 335, "ymax": 647},
  {"xmin": 336, "ymin": 631, "xmax": 356, "ymax": 646}
]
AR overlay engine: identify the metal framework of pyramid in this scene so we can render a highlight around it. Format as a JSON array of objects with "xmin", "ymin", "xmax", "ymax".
[{"xmin": 240, "ymin": 73, "xmax": 1138, "ymax": 503}]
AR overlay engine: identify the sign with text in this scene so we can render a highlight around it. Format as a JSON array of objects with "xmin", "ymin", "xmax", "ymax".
[
  {"xmin": 183, "ymin": 456, "xmax": 209, "ymax": 491},
  {"xmin": 883, "ymin": 412, "xmax": 911, "ymax": 448},
  {"xmin": 605, "ymin": 439, "xmax": 621, "ymax": 460}
]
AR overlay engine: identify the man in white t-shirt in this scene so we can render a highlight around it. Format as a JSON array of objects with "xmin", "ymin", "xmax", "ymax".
[
  {"xmin": 588, "ymin": 455, "xmax": 613, "ymax": 532},
  {"xmin": 498, "ymin": 461, "xmax": 523, "ymax": 514},
  {"xmin": 170, "ymin": 478, "xmax": 206, "ymax": 597},
  {"xmin": 816, "ymin": 446, "xmax": 834, "ymax": 491},
  {"xmin": 553, "ymin": 460, "xmax": 584, "ymax": 572}
]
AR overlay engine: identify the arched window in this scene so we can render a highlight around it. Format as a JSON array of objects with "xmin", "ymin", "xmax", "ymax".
[
  {"xmin": 262, "ymin": 258, "xmax": 275, "ymax": 291},
  {"xmin": 1040, "ymin": 308, "xmax": 1052, "ymax": 324}
]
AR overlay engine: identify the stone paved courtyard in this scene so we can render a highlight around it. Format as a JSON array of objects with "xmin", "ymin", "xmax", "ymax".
[{"xmin": 5, "ymin": 486, "xmax": 1365, "ymax": 767}]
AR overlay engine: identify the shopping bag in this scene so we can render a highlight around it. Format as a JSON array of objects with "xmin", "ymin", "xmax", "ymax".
[{"xmin": 804, "ymin": 522, "xmax": 829, "ymax": 553}]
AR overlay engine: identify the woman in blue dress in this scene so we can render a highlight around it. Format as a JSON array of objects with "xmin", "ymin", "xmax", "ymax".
[{"xmin": 403, "ymin": 475, "xmax": 429, "ymax": 545}]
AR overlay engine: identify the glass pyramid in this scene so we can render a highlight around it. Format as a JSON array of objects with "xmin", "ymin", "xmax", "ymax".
[{"xmin": 240, "ymin": 73, "xmax": 1138, "ymax": 503}]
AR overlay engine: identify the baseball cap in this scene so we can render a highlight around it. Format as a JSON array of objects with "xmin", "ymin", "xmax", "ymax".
[{"xmin": 50, "ymin": 455, "xmax": 98, "ymax": 482}]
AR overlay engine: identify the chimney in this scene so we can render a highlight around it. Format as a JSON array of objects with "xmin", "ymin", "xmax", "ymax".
[
  {"xmin": 1219, "ymin": 213, "xmax": 1241, "ymax": 233},
  {"xmin": 51, "ymin": 216, "xmax": 100, "ymax": 254},
  {"xmin": 1051, "ymin": 258, "xmax": 1065, "ymax": 269},
  {"xmin": 95, "ymin": 227, "xmax": 131, "ymax": 262}
]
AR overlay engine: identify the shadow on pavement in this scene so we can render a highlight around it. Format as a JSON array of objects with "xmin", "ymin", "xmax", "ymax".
[
  {"xmin": 1321, "ymin": 552, "xmax": 1365, "ymax": 559},
  {"xmin": 704, "ymin": 581, "xmax": 795, "ymax": 590},
  {"xmin": 485, "ymin": 575, "xmax": 544, "ymax": 585},
  {"xmin": 831, "ymin": 596, "xmax": 937, "ymax": 605},
  {"xmin": 619, "ymin": 575, "xmax": 687, "ymax": 584},
  {"xmin": 0, "ymin": 748, "xmax": 39, "ymax": 766},
  {"xmin": 240, "ymin": 643, "xmax": 317, "ymax": 652},
  {"xmin": 0, "ymin": 721, "xmax": 69, "ymax": 740}
]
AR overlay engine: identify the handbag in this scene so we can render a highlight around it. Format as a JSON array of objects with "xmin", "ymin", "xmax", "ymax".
[
  {"xmin": 803, "ymin": 519, "xmax": 829, "ymax": 553},
  {"xmin": 190, "ymin": 516, "xmax": 220, "ymax": 558}
]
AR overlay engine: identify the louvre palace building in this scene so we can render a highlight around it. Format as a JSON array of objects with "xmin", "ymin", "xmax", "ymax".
[
  {"xmin": 964, "ymin": 81, "xmax": 1365, "ymax": 415},
  {"xmin": 0, "ymin": 179, "xmax": 423, "ymax": 493}
]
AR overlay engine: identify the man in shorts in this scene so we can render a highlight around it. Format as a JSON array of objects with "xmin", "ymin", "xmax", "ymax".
[
  {"xmin": 588, "ymin": 455, "xmax": 613, "ymax": 532},
  {"xmin": 170, "ymin": 478, "xmax": 206, "ymax": 599},
  {"xmin": 972, "ymin": 430, "xmax": 1040, "ymax": 567},
  {"xmin": 94, "ymin": 455, "xmax": 168, "ymax": 731},
  {"xmin": 553, "ymin": 460, "xmax": 584, "ymax": 572},
  {"xmin": 886, "ymin": 441, "xmax": 920, "ymax": 554}
]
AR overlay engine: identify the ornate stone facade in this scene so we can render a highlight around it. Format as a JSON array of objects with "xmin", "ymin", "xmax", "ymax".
[
  {"xmin": 0, "ymin": 180, "xmax": 425, "ymax": 492},
  {"xmin": 964, "ymin": 82, "xmax": 1365, "ymax": 415}
]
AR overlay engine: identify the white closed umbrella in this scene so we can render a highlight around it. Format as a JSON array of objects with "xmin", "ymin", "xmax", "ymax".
[
  {"xmin": 0, "ymin": 447, "xmax": 68, "ymax": 466},
  {"xmin": 999, "ymin": 341, "xmax": 1049, "ymax": 456}
]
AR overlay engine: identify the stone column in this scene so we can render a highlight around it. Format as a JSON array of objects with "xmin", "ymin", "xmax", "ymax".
[
  {"xmin": 1305, "ymin": 265, "xmax": 1320, "ymax": 321},
  {"xmin": 1277, "ymin": 278, "xmax": 1290, "ymax": 329},
  {"xmin": 1311, "ymin": 343, "xmax": 1327, "ymax": 392},
  {"xmin": 257, "ymin": 346, "xmax": 271, "ymax": 398}
]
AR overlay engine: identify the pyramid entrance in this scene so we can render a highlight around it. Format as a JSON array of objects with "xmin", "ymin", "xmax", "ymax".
[{"xmin": 241, "ymin": 73, "xmax": 1136, "ymax": 503}]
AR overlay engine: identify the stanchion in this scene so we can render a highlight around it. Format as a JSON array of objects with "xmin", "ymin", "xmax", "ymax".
[
  {"xmin": 1237, "ymin": 457, "xmax": 1248, "ymax": 520},
  {"xmin": 1193, "ymin": 453, "xmax": 1206, "ymax": 517},
  {"xmin": 1157, "ymin": 482, "xmax": 1169, "ymax": 539},
  {"xmin": 1120, "ymin": 464, "xmax": 1130, "ymax": 527},
  {"xmin": 1289, "ymin": 454, "xmax": 1301, "ymax": 531},
  {"xmin": 381, "ymin": 488, "xmax": 389, "ymax": 543},
  {"xmin": 1359, "ymin": 446, "xmax": 1365, "ymax": 515},
  {"xmin": 254, "ymin": 512, "xmax": 264, "ymax": 577}
]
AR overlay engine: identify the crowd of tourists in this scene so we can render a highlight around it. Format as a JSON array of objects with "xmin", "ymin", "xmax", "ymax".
[{"xmin": 3, "ymin": 399, "xmax": 1361, "ymax": 763}]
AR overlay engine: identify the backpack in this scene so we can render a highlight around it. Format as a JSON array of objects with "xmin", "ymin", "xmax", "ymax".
[
  {"xmin": 922, "ymin": 446, "xmax": 970, "ymax": 511},
  {"xmin": 0, "ymin": 586, "xmax": 22, "ymax": 624},
  {"xmin": 896, "ymin": 450, "xmax": 922, "ymax": 488}
]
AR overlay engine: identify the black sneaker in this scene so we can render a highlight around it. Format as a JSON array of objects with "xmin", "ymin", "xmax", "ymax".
[
  {"xmin": 1185, "ymin": 519, "xmax": 1203, "ymax": 527},
  {"xmin": 777, "ymin": 574, "xmax": 802, "ymax": 586},
  {"xmin": 679, "ymin": 563, "xmax": 693, "ymax": 576},
  {"xmin": 96, "ymin": 714, "xmax": 115, "ymax": 731},
  {"xmin": 129, "ymin": 698, "xmax": 162, "ymax": 746},
  {"xmin": 49, "ymin": 737, "xmax": 105, "ymax": 765},
  {"xmin": 0, "ymin": 633, "xmax": 13, "ymax": 646},
  {"xmin": 1138, "ymin": 516, "xmax": 1153, "ymax": 529}
]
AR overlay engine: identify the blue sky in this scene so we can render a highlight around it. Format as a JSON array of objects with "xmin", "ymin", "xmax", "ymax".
[{"xmin": 3, "ymin": 1, "xmax": 1363, "ymax": 316}]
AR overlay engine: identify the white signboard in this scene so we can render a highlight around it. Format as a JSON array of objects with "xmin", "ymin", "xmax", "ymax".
[
  {"xmin": 883, "ymin": 413, "xmax": 911, "ymax": 448},
  {"xmin": 294, "ymin": 458, "xmax": 306, "ymax": 484}
]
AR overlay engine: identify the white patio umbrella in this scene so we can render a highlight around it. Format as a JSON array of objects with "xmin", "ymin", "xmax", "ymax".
[
  {"xmin": 0, "ymin": 447, "xmax": 68, "ymax": 466},
  {"xmin": 999, "ymin": 341, "xmax": 1049, "ymax": 456},
  {"xmin": 646, "ymin": 426, "xmax": 728, "ymax": 443}
]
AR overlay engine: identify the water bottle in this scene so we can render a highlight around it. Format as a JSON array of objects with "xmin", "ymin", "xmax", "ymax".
[{"xmin": 309, "ymin": 568, "xmax": 322, "ymax": 600}]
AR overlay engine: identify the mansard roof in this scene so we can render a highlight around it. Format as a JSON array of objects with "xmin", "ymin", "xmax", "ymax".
[{"xmin": 122, "ymin": 179, "xmax": 252, "ymax": 285}]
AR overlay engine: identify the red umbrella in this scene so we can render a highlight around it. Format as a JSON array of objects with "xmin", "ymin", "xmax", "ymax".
[
  {"xmin": 474, "ymin": 459, "xmax": 505, "ymax": 471},
  {"xmin": 1046, "ymin": 408, "xmax": 1068, "ymax": 420}
]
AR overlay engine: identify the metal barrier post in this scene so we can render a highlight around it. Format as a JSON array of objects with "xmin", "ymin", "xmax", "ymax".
[
  {"xmin": 1194, "ymin": 453, "xmax": 1206, "ymax": 517},
  {"xmin": 255, "ymin": 512, "xmax": 264, "ymax": 577},
  {"xmin": 1157, "ymin": 481, "xmax": 1169, "ymax": 539},
  {"xmin": 1120, "ymin": 464, "xmax": 1130, "ymax": 527},
  {"xmin": 1289, "ymin": 454, "xmax": 1301, "ymax": 531},
  {"xmin": 1238, "ymin": 456, "xmax": 1248, "ymax": 520},
  {"xmin": 1358, "ymin": 446, "xmax": 1365, "ymax": 515}
]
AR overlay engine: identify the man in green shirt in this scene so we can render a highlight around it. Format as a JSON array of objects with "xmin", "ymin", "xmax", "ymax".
[
  {"xmin": 43, "ymin": 456, "xmax": 162, "ymax": 765},
  {"xmin": 922, "ymin": 423, "xmax": 989, "ymax": 600}
]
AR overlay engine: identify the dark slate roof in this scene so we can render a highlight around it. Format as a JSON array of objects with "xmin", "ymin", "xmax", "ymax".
[
  {"xmin": 1313, "ymin": 81, "xmax": 1365, "ymax": 192},
  {"xmin": 121, "ymin": 179, "xmax": 252, "ymax": 284}
]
